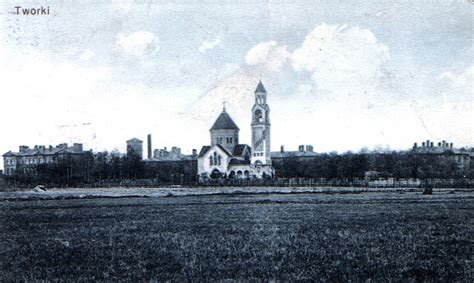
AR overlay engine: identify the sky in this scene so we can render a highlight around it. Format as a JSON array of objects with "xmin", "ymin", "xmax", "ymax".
[{"xmin": 0, "ymin": 0, "xmax": 472, "ymax": 168}]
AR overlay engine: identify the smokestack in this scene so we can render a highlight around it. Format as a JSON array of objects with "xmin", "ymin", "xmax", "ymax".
[
  {"xmin": 147, "ymin": 134, "xmax": 152, "ymax": 159},
  {"xmin": 280, "ymin": 145, "xmax": 284, "ymax": 153}
]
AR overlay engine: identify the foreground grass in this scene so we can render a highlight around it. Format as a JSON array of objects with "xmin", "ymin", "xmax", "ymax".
[{"xmin": 0, "ymin": 192, "xmax": 472, "ymax": 281}]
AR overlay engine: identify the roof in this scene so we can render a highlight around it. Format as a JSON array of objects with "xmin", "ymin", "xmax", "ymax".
[
  {"xmin": 215, "ymin": 144, "xmax": 233, "ymax": 156},
  {"xmin": 255, "ymin": 81, "xmax": 267, "ymax": 93},
  {"xmin": 412, "ymin": 147, "xmax": 469, "ymax": 155},
  {"xmin": 210, "ymin": 110, "xmax": 239, "ymax": 131},
  {"xmin": 271, "ymin": 151, "xmax": 320, "ymax": 158},
  {"xmin": 3, "ymin": 146, "xmax": 85, "ymax": 157},
  {"xmin": 233, "ymin": 144, "xmax": 250, "ymax": 156},
  {"xmin": 3, "ymin": 151, "xmax": 17, "ymax": 157},
  {"xmin": 229, "ymin": 158, "xmax": 250, "ymax": 165},
  {"xmin": 198, "ymin": 146, "xmax": 211, "ymax": 158},
  {"xmin": 198, "ymin": 144, "xmax": 233, "ymax": 158},
  {"xmin": 127, "ymin": 138, "xmax": 143, "ymax": 143}
]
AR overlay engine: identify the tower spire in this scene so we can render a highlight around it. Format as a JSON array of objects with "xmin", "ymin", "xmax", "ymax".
[
  {"xmin": 255, "ymin": 80, "xmax": 266, "ymax": 93},
  {"xmin": 222, "ymin": 100, "xmax": 226, "ymax": 112}
]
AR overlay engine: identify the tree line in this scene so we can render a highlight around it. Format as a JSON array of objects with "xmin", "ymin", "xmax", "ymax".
[
  {"xmin": 273, "ymin": 152, "xmax": 471, "ymax": 180},
  {"xmin": 3, "ymin": 150, "xmax": 472, "ymax": 188}
]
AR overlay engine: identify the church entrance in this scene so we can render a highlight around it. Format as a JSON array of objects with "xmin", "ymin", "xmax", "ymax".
[{"xmin": 210, "ymin": 169, "xmax": 222, "ymax": 179}]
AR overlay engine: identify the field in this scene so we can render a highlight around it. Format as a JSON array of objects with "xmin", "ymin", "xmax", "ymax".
[{"xmin": 0, "ymin": 188, "xmax": 473, "ymax": 281}]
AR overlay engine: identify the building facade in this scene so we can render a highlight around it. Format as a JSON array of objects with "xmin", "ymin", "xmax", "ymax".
[
  {"xmin": 197, "ymin": 81, "xmax": 274, "ymax": 180},
  {"xmin": 2, "ymin": 143, "xmax": 87, "ymax": 176}
]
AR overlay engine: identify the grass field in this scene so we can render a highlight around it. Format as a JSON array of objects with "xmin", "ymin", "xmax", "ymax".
[{"xmin": 0, "ymin": 190, "xmax": 473, "ymax": 281}]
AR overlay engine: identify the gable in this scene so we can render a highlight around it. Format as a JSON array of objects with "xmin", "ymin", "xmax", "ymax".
[{"xmin": 198, "ymin": 145, "xmax": 232, "ymax": 160}]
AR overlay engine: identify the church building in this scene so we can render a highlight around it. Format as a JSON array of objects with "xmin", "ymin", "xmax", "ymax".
[{"xmin": 197, "ymin": 81, "xmax": 274, "ymax": 180}]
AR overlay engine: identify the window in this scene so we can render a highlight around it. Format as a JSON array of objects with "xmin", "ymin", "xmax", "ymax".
[
  {"xmin": 254, "ymin": 109, "xmax": 263, "ymax": 122},
  {"xmin": 209, "ymin": 156, "xmax": 213, "ymax": 166},
  {"xmin": 217, "ymin": 155, "xmax": 221, "ymax": 165},
  {"xmin": 229, "ymin": 137, "xmax": 233, "ymax": 144}
]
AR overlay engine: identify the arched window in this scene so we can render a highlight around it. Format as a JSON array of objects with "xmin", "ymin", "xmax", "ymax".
[
  {"xmin": 217, "ymin": 155, "xmax": 221, "ymax": 165},
  {"xmin": 209, "ymin": 156, "xmax": 213, "ymax": 166},
  {"xmin": 254, "ymin": 109, "xmax": 263, "ymax": 122}
]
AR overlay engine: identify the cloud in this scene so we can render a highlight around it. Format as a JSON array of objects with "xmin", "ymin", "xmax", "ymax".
[
  {"xmin": 79, "ymin": 50, "xmax": 96, "ymax": 61},
  {"xmin": 111, "ymin": 0, "xmax": 133, "ymax": 13},
  {"xmin": 199, "ymin": 35, "xmax": 222, "ymax": 53},
  {"xmin": 438, "ymin": 65, "xmax": 474, "ymax": 93},
  {"xmin": 245, "ymin": 41, "xmax": 290, "ymax": 72},
  {"xmin": 115, "ymin": 31, "xmax": 159, "ymax": 56},
  {"xmin": 291, "ymin": 24, "xmax": 390, "ymax": 95}
]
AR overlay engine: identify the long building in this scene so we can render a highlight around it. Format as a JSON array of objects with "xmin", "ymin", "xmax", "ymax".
[
  {"xmin": 412, "ymin": 140, "xmax": 472, "ymax": 170},
  {"xmin": 3, "ymin": 143, "xmax": 87, "ymax": 176}
]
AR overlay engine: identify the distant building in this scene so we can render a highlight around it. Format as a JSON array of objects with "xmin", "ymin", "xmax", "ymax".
[
  {"xmin": 143, "ymin": 146, "xmax": 197, "ymax": 162},
  {"xmin": 412, "ymin": 140, "xmax": 472, "ymax": 170},
  {"xmin": 126, "ymin": 138, "xmax": 143, "ymax": 159},
  {"xmin": 271, "ymin": 144, "xmax": 318, "ymax": 159},
  {"xmin": 2, "ymin": 143, "xmax": 87, "ymax": 176},
  {"xmin": 154, "ymin": 146, "xmax": 182, "ymax": 160}
]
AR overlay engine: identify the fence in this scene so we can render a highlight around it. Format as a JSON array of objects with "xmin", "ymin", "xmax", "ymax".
[
  {"xmin": 199, "ymin": 177, "xmax": 474, "ymax": 188},
  {"xmin": 2, "ymin": 176, "xmax": 473, "ymax": 189}
]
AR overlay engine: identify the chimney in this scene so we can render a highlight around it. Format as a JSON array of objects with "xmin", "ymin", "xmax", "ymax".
[
  {"xmin": 438, "ymin": 142, "xmax": 442, "ymax": 147},
  {"xmin": 430, "ymin": 142, "xmax": 434, "ymax": 148},
  {"xmin": 306, "ymin": 145, "xmax": 313, "ymax": 152},
  {"xmin": 298, "ymin": 145, "xmax": 304, "ymax": 152},
  {"xmin": 413, "ymin": 142, "xmax": 418, "ymax": 149},
  {"xmin": 192, "ymin": 149, "xmax": 197, "ymax": 158},
  {"xmin": 19, "ymin": 145, "xmax": 29, "ymax": 153},
  {"xmin": 422, "ymin": 142, "xmax": 425, "ymax": 147},
  {"xmin": 147, "ymin": 134, "xmax": 152, "ymax": 159},
  {"xmin": 280, "ymin": 145, "xmax": 284, "ymax": 153},
  {"xmin": 57, "ymin": 143, "xmax": 67, "ymax": 149},
  {"xmin": 450, "ymin": 143, "xmax": 453, "ymax": 149}
]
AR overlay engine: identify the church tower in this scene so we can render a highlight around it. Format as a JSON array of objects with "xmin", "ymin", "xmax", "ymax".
[
  {"xmin": 251, "ymin": 81, "xmax": 272, "ymax": 176},
  {"xmin": 210, "ymin": 106, "xmax": 240, "ymax": 153}
]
